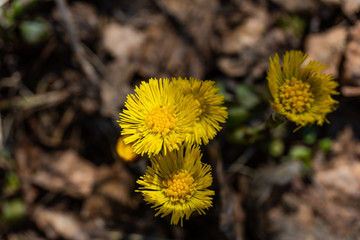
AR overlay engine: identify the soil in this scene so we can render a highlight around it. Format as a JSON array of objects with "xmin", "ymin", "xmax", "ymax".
[{"xmin": 1, "ymin": 0, "xmax": 360, "ymax": 239}]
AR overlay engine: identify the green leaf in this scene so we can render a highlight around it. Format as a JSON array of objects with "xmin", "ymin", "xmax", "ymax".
[
  {"xmin": 318, "ymin": 138, "xmax": 332, "ymax": 152},
  {"xmin": 1, "ymin": 198, "xmax": 26, "ymax": 225},
  {"xmin": 4, "ymin": 172, "xmax": 20, "ymax": 193},
  {"xmin": 269, "ymin": 138, "xmax": 285, "ymax": 158},
  {"xmin": 276, "ymin": 14, "xmax": 306, "ymax": 37},
  {"xmin": 289, "ymin": 145, "xmax": 312, "ymax": 161},
  {"xmin": 226, "ymin": 107, "xmax": 249, "ymax": 128},
  {"xmin": 235, "ymin": 84, "xmax": 260, "ymax": 109},
  {"xmin": 19, "ymin": 18, "xmax": 49, "ymax": 44},
  {"xmin": 302, "ymin": 127, "xmax": 317, "ymax": 145},
  {"xmin": 214, "ymin": 80, "xmax": 231, "ymax": 102}
]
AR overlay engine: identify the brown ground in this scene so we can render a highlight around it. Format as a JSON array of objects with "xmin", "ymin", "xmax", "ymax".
[{"xmin": 1, "ymin": 0, "xmax": 360, "ymax": 239}]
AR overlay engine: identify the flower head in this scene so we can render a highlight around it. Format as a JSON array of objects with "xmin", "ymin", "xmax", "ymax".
[
  {"xmin": 267, "ymin": 50, "xmax": 339, "ymax": 129},
  {"xmin": 171, "ymin": 77, "xmax": 228, "ymax": 145},
  {"xmin": 136, "ymin": 145, "xmax": 214, "ymax": 226},
  {"xmin": 119, "ymin": 78, "xmax": 199, "ymax": 156},
  {"xmin": 116, "ymin": 136, "xmax": 138, "ymax": 162}
]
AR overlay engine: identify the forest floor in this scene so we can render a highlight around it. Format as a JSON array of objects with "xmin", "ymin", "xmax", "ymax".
[{"xmin": 1, "ymin": 0, "xmax": 360, "ymax": 239}]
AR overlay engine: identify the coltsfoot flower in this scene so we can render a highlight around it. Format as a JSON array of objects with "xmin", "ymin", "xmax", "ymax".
[
  {"xmin": 115, "ymin": 136, "xmax": 138, "ymax": 162},
  {"xmin": 267, "ymin": 50, "xmax": 339, "ymax": 129},
  {"xmin": 136, "ymin": 145, "xmax": 214, "ymax": 226},
  {"xmin": 171, "ymin": 77, "xmax": 228, "ymax": 145},
  {"xmin": 118, "ymin": 78, "xmax": 199, "ymax": 156}
]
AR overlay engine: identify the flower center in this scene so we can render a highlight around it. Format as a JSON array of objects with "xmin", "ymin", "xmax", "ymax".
[
  {"xmin": 146, "ymin": 106, "xmax": 176, "ymax": 136},
  {"xmin": 162, "ymin": 169, "xmax": 196, "ymax": 203},
  {"xmin": 279, "ymin": 77, "xmax": 314, "ymax": 113}
]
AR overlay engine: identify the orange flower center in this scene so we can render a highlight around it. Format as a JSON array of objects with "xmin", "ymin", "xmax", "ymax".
[
  {"xmin": 146, "ymin": 106, "xmax": 176, "ymax": 136},
  {"xmin": 279, "ymin": 77, "xmax": 314, "ymax": 114},
  {"xmin": 162, "ymin": 169, "xmax": 196, "ymax": 203}
]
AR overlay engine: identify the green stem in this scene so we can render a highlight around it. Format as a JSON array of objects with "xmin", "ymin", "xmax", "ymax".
[{"xmin": 232, "ymin": 112, "xmax": 285, "ymax": 144}]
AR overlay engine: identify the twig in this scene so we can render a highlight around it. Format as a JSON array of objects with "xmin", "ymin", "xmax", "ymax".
[
  {"xmin": 0, "ymin": 90, "xmax": 70, "ymax": 111},
  {"xmin": 0, "ymin": 114, "xmax": 3, "ymax": 150},
  {"xmin": 208, "ymin": 141, "xmax": 244, "ymax": 240},
  {"xmin": 55, "ymin": 0, "xmax": 104, "ymax": 85},
  {"xmin": 227, "ymin": 147, "xmax": 255, "ymax": 175}
]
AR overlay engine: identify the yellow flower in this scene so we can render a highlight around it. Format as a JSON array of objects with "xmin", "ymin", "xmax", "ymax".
[
  {"xmin": 267, "ymin": 50, "xmax": 339, "ymax": 129},
  {"xmin": 136, "ymin": 145, "xmax": 214, "ymax": 226},
  {"xmin": 116, "ymin": 136, "xmax": 138, "ymax": 162},
  {"xmin": 119, "ymin": 78, "xmax": 199, "ymax": 156},
  {"xmin": 171, "ymin": 77, "xmax": 228, "ymax": 145}
]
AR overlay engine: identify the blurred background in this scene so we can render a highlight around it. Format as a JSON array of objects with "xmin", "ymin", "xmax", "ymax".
[{"xmin": 1, "ymin": 0, "xmax": 360, "ymax": 239}]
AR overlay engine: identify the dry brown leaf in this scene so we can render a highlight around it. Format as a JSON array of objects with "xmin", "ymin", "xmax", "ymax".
[
  {"xmin": 270, "ymin": 0, "xmax": 319, "ymax": 13},
  {"xmin": 314, "ymin": 160, "xmax": 360, "ymax": 202},
  {"xmin": 136, "ymin": 14, "xmax": 205, "ymax": 78},
  {"xmin": 219, "ymin": 6, "xmax": 268, "ymax": 55},
  {"xmin": 266, "ymin": 126, "xmax": 360, "ymax": 239},
  {"xmin": 156, "ymin": 0, "xmax": 216, "ymax": 59},
  {"xmin": 33, "ymin": 150, "xmax": 96, "ymax": 198},
  {"xmin": 100, "ymin": 22, "xmax": 145, "ymax": 116},
  {"xmin": 70, "ymin": 2, "xmax": 99, "ymax": 42},
  {"xmin": 305, "ymin": 26, "xmax": 347, "ymax": 78},
  {"xmin": 33, "ymin": 206, "xmax": 88, "ymax": 240},
  {"xmin": 343, "ymin": 21, "xmax": 360, "ymax": 86},
  {"xmin": 320, "ymin": 0, "xmax": 360, "ymax": 16},
  {"xmin": 81, "ymin": 195, "xmax": 112, "ymax": 219},
  {"xmin": 102, "ymin": 23, "xmax": 145, "ymax": 59}
]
